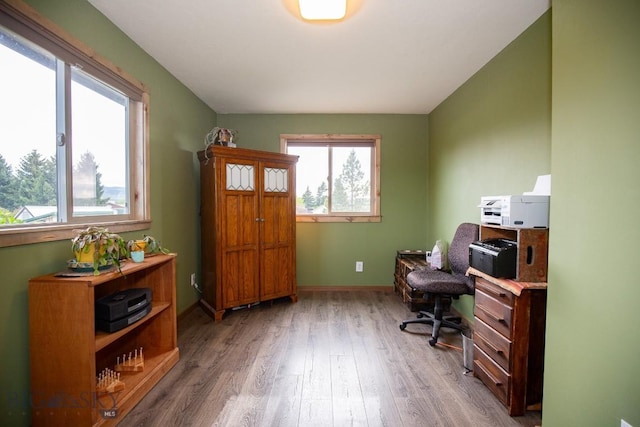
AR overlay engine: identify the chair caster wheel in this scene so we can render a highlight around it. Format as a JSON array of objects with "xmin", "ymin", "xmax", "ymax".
[
  {"xmin": 416, "ymin": 313, "xmax": 424, "ymax": 318},
  {"xmin": 428, "ymin": 337, "xmax": 437, "ymax": 346},
  {"xmin": 399, "ymin": 323, "xmax": 406, "ymax": 331}
]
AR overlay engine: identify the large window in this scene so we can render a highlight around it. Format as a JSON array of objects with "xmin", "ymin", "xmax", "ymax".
[
  {"xmin": 0, "ymin": 1, "xmax": 150, "ymax": 247},
  {"xmin": 281, "ymin": 134, "xmax": 381, "ymax": 222}
]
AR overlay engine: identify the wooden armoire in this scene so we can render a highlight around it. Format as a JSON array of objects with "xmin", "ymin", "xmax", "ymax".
[{"xmin": 197, "ymin": 145, "xmax": 298, "ymax": 320}]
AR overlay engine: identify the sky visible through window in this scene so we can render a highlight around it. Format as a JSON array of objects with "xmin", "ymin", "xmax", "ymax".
[
  {"xmin": 0, "ymin": 42, "xmax": 126, "ymax": 189},
  {"xmin": 289, "ymin": 146, "xmax": 329, "ymax": 198}
]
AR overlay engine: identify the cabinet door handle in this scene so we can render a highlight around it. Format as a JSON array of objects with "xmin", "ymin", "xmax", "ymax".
[
  {"xmin": 255, "ymin": 218, "xmax": 261, "ymax": 222},
  {"xmin": 260, "ymin": 218, "xmax": 266, "ymax": 222},
  {"xmin": 475, "ymin": 332, "xmax": 504, "ymax": 355},
  {"xmin": 476, "ymin": 304, "xmax": 505, "ymax": 323}
]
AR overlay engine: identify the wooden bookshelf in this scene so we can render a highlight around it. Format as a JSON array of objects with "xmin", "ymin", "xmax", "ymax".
[{"xmin": 29, "ymin": 254, "xmax": 179, "ymax": 426}]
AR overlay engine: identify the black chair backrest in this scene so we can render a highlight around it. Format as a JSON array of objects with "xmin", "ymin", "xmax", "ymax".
[{"xmin": 448, "ymin": 223, "xmax": 480, "ymax": 290}]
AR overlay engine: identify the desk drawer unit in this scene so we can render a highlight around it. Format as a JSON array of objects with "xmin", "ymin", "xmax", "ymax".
[{"xmin": 472, "ymin": 276, "xmax": 547, "ymax": 416}]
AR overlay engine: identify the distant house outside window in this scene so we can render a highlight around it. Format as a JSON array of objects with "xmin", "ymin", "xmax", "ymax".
[
  {"xmin": 281, "ymin": 134, "xmax": 381, "ymax": 223},
  {"xmin": 0, "ymin": 1, "xmax": 150, "ymax": 247}
]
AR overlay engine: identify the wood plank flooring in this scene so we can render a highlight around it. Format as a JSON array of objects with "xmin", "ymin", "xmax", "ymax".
[{"xmin": 120, "ymin": 290, "xmax": 542, "ymax": 427}]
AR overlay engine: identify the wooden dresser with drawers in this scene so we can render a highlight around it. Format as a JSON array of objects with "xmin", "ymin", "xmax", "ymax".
[
  {"xmin": 469, "ymin": 270, "xmax": 547, "ymax": 416},
  {"xmin": 468, "ymin": 224, "xmax": 548, "ymax": 416}
]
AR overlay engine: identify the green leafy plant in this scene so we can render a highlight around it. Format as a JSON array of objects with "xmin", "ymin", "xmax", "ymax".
[
  {"xmin": 0, "ymin": 208, "xmax": 22, "ymax": 224},
  {"xmin": 204, "ymin": 127, "xmax": 238, "ymax": 147},
  {"xmin": 71, "ymin": 226, "xmax": 127, "ymax": 275},
  {"xmin": 127, "ymin": 234, "xmax": 170, "ymax": 255}
]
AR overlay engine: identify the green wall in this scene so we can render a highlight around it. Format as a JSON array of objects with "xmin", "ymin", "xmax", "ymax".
[
  {"xmin": 217, "ymin": 114, "xmax": 429, "ymax": 286},
  {"xmin": 543, "ymin": 1, "xmax": 640, "ymax": 425},
  {"xmin": 429, "ymin": 13, "xmax": 552, "ymax": 320},
  {"xmin": 0, "ymin": 1, "xmax": 214, "ymax": 425}
]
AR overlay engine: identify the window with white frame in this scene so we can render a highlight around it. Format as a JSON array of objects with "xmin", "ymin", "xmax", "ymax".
[
  {"xmin": 0, "ymin": 2, "xmax": 150, "ymax": 247},
  {"xmin": 281, "ymin": 134, "xmax": 381, "ymax": 222}
]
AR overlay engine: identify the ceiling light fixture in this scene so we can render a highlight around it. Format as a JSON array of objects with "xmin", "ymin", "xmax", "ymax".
[{"xmin": 298, "ymin": 0, "xmax": 347, "ymax": 20}]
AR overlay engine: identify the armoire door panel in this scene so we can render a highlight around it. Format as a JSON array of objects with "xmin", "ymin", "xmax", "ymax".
[
  {"xmin": 262, "ymin": 194, "xmax": 293, "ymax": 245},
  {"xmin": 275, "ymin": 196, "xmax": 293, "ymax": 243},
  {"xmin": 222, "ymin": 251, "xmax": 241, "ymax": 306},
  {"xmin": 260, "ymin": 248, "xmax": 276, "ymax": 298},
  {"xmin": 221, "ymin": 194, "xmax": 258, "ymax": 247},
  {"xmin": 222, "ymin": 249, "xmax": 259, "ymax": 306},
  {"xmin": 260, "ymin": 246, "xmax": 292, "ymax": 299},
  {"xmin": 223, "ymin": 195, "xmax": 241, "ymax": 247}
]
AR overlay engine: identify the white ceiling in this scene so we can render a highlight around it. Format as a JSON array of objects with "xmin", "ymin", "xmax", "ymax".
[{"xmin": 88, "ymin": 0, "xmax": 550, "ymax": 114}]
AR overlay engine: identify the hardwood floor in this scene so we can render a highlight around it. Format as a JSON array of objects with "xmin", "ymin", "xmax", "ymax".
[{"xmin": 121, "ymin": 290, "xmax": 542, "ymax": 426}]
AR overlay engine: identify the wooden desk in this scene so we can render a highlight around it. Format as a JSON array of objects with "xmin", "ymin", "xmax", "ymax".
[
  {"xmin": 467, "ymin": 267, "xmax": 547, "ymax": 296},
  {"xmin": 467, "ymin": 267, "xmax": 547, "ymax": 416}
]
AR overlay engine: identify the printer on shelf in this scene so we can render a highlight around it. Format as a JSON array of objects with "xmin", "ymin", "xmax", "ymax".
[
  {"xmin": 469, "ymin": 238, "xmax": 517, "ymax": 279},
  {"xmin": 479, "ymin": 194, "xmax": 549, "ymax": 228}
]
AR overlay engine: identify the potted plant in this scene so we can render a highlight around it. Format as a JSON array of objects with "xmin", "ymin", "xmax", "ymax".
[
  {"xmin": 70, "ymin": 226, "xmax": 128, "ymax": 275},
  {"xmin": 127, "ymin": 234, "xmax": 170, "ymax": 257},
  {"xmin": 204, "ymin": 127, "xmax": 238, "ymax": 148},
  {"xmin": 128, "ymin": 239, "xmax": 147, "ymax": 252}
]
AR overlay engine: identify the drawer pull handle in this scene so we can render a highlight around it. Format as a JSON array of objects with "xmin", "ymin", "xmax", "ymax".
[
  {"xmin": 475, "ymin": 332, "xmax": 504, "ymax": 355},
  {"xmin": 479, "ymin": 362, "xmax": 504, "ymax": 386},
  {"xmin": 481, "ymin": 286, "xmax": 507, "ymax": 298},
  {"xmin": 476, "ymin": 304, "xmax": 505, "ymax": 323}
]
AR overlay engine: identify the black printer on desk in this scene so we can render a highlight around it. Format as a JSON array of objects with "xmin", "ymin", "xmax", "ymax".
[{"xmin": 469, "ymin": 238, "xmax": 517, "ymax": 279}]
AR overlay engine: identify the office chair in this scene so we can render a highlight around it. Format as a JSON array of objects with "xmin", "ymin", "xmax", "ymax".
[{"xmin": 399, "ymin": 222, "xmax": 479, "ymax": 346}]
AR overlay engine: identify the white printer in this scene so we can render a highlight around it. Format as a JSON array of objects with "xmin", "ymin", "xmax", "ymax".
[{"xmin": 479, "ymin": 195, "xmax": 549, "ymax": 228}]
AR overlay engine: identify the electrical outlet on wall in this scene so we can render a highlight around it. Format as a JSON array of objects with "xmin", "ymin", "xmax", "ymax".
[{"xmin": 355, "ymin": 261, "xmax": 363, "ymax": 272}]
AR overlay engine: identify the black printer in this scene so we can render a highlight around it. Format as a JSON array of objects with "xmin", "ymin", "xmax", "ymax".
[{"xmin": 469, "ymin": 238, "xmax": 517, "ymax": 279}]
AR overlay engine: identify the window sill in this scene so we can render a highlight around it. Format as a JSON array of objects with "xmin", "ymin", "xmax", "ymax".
[
  {"xmin": 0, "ymin": 220, "xmax": 151, "ymax": 248},
  {"xmin": 296, "ymin": 215, "xmax": 381, "ymax": 223}
]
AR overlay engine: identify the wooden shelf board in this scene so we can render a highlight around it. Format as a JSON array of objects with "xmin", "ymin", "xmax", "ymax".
[
  {"xmin": 30, "ymin": 253, "xmax": 177, "ymax": 286},
  {"xmin": 94, "ymin": 348, "xmax": 179, "ymax": 427},
  {"xmin": 95, "ymin": 302, "xmax": 171, "ymax": 351}
]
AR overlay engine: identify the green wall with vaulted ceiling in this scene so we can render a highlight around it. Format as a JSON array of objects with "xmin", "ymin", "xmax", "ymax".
[
  {"xmin": 217, "ymin": 114, "xmax": 430, "ymax": 286},
  {"xmin": 0, "ymin": 1, "xmax": 214, "ymax": 425},
  {"xmin": 427, "ymin": 12, "xmax": 552, "ymax": 320}
]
